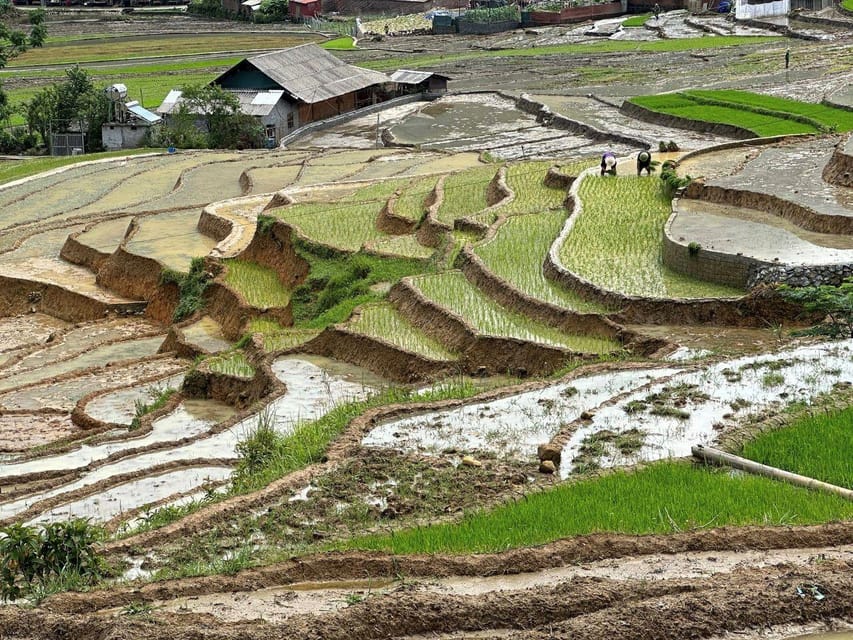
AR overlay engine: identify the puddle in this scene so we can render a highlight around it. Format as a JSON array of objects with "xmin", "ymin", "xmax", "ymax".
[
  {"xmin": 0, "ymin": 397, "xmax": 232, "ymax": 480},
  {"xmin": 0, "ymin": 358, "xmax": 379, "ymax": 522},
  {"xmin": 182, "ymin": 317, "xmax": 231, "ymax": 353},
  {"xmin": 559, "ymin": 340, "xmax": 853, "ymax": 477},
  {"xmin": 26, "ymin": 466, "xmax": 233, "ymax": 525},
  {"xmin": 0, "ymin": 336, "xmax": 165, "ymax": 393},
  {"xmin": 126, "ymin": 208, "xmax": 218, "ymax": 272},
  {"xmin": 363, "ymin": 368, "xmax": 678, "ymax": 460}
]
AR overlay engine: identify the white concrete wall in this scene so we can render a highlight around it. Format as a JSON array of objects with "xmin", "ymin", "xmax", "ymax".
[
  {"xmin": 102, "ymin": 124, "xmax": 152, "ymax": 151},
  {"xmin": 735, "ymin": 0, "xmax": 789, "ymax": 19}
]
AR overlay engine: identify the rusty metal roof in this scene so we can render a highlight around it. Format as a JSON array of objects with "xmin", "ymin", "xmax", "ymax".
[
  {"xmin": 389, "ymin": 69, "xmax": 450, "ymax": 84},
  {"xmin": 241, "ymin": 44, "xmax": 390, "ymax": 105}
]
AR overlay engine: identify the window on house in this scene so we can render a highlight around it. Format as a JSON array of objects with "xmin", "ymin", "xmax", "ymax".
[
  {"xmin": 286, "ymin": 113, "xmax": 295, "ymax": 129},
  {"xmin": 266, "ymin": 124, "xmax": 276, "ymax": 139}
]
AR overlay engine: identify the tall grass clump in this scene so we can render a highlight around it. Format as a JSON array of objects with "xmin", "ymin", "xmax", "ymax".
[
  {"xmin": 349, "ymin": 303, "xmax": 458, "ymax": 361},
  {"xmin": 413, "ymin": 271, "xmax": 619, "ymax": 353},
  {"xmin": 160, "ymin": 257, "xmax": 210, "ymax": 322},
  {"xmin": 560, "ymin": 176, "xmax": 743, "ymax": 299},
  {"xmin": 224, "ymin": 259, "xmax": 290, "ymax": 309},
  {"xmin": 231, "ymin": 380, "xmax": 481, "ymax": 494},
  {"xmin": 343, "ymin": 460, "xmax": 853, "ymax": 554},
  {"xmin": 207, "ymin": 351, "xmax": 255, "ymax": 378},
  {"xmin": 739, "ymin": 406, "xmax": 853, "ymax": 488}
]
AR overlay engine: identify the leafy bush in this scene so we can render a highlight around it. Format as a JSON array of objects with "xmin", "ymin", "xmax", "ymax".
[
  {"xmin": 778, "ymin": 278, "xmax": 853, "ymax": 338},
  {"xmin": 130, "ymin": 386, "xmax": 176, "ymax": 430},
  {"xmin": 161, "ymin": 257, "xmax": 211, "ymax": 322},
  {"xmin": 462, "ymin": 5, "xmax": 519, "ymax": 21},
  {"xmin": 0, "ymin": 520, "xmax": 104, "ymax": 602}
]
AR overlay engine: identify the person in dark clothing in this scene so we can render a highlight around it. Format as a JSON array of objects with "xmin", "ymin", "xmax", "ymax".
[
  {"xmin": 637, "ymin": 150, "xmax": 653, "ymax": 176},
  {"xmin": 600, "ymin": 151, "xmax": 617, "ymax": 176}
]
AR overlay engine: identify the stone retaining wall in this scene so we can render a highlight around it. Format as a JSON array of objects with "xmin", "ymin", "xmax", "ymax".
[
  {"xmin": 662, "ymin": 198, "xmax": 774, "ymax": 289},
  {"xmin": 748, "ymin": 263, "xmax": 853, "ymax": 288}
]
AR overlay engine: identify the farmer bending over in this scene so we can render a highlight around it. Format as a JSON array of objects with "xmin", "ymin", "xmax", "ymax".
[
  {"xmin": 601, "ymin": 151, "xmax": 617, "ymax": 176},
  {"xmin": 637, "ymin": 150, "xmax": 652, "ymax": 176}
]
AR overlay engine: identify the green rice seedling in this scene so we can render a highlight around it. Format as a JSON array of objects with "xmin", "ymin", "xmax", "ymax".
[
  {"xmin": 207, "ymin": 351, "xmax": 255, "ymax": 378},
  {"xmin": 245, "ymin": 319, "xmax": 321, "ymax": 351},
  {"xmin": 393, "ymin": 175, "xmax": 439, "ymax": 222},
  {"xmin": 413, "ymin": 271, "xmax": 619, "ymax": 353},
  {"xmin": 369, "ymin": 234, "xmax": 435, "ymax": 260},
  {"xmin": 739, "ymin": 406, "xmax": 853, "ymax": 488},
  {"xmin": 348, "ymin": 303, "xmax": 458, "ymax": 361},
  {"xmin": 437, "ymin": 165, "xmax": 499, "ymax": 226},
  {"xmin": 342, "ymin": 460, "xmax": 853, "ymax": 554},
  {"xmin": 684, "ymin": 90, "xmax": 853, "ymax": 132},
  {"xmin": 629, "ymin": 94, "xmax": 817, "ymax": 137},
  {"xmin": 559, "ymin": 176, "xmax": 743, "ymax": 299},
  {"xmin": 622, "ymin": 12, "xmax": 650, "ymax": 26},
  {"xmin": 224, "ymin": 260, "xmax": 291, "ymax": 309},
  {"xmin": 274, "ymin": 180, "xmax": 405, "ymax": 252},
  {"xmin": 475, "ymin": 212, "xmax": 610, "ymax": 313}
]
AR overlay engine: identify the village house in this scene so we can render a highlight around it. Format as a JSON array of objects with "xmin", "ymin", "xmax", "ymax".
[{"xmin": 157, "ymin": 44, "xmax": 392, "ymax": 146}]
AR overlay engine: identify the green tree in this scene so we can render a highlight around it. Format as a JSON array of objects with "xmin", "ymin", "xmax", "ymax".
[
  {"xmin": 0, "ymin": 7, "xmax": 46, "ymax": 130},
  {"xmin": 257, "ymin": 0, "xmax": 288, "ymax": 22},
  {"xmin": 25, "ymin": 66, "xmax": 110, "ymax": 152},
  {"xmin": 158, "ymin": 83, "xmax": 263, "ymax": 149},
  {"xmin": 778, "ymin": 277, "xmax": 853, "ymax": 338}
]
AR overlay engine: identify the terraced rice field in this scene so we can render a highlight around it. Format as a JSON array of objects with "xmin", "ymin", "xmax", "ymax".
[
  {"xmin": 475, "ymin": 212, "xmax": 610, "ymax": 313},
  {"xmin": 437, "ymin": 165, "xmax": 499, "ymax": 225},
  {"xmin": 349, "ymin": 303, "xmax": 458, "ymax": 361},
  {"xmin": 224, "ymin": 260, "xmax": 291, "ymax": 308},
  {"xmin": 413, "ymin": 271, "xmax": 620, "ymax": 353},
  {"xmin": 560, "ymin": 176, "xmax": 744, "ymax": 298},
  {"xmin": 392, "ymin": 175, "xmax": 440, "ymax": 222},
  {"xmin": 368, "ymin": 234, "xmax": 434, "ymax": 260}
]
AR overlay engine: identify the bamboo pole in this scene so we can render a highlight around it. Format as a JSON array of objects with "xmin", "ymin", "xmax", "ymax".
[{"xmin": 691, "ymin": 445, "xmax": 853, "ymax": 502}]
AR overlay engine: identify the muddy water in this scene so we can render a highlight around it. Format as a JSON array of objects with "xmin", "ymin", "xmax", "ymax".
[
  {"xmin": 0, "ymin": 414, "xmax": 78, "ymax": 453},
  {"xmin": 85, "ymin": 373, "xmax": 186, "ymax": 426},
  {"xmin": 126, "ymin": 208, "xmax": 217, "ymax": 272},
  {"xmin": 75, "ymin": 216, "xmax": 132, "ymax": 254},
  {"xmin": 673, "ymin": 200, "xmax": 853, "ymax": 264},
  {"xmin": 364, "ymin": 368, "xmax": 679, "ymax": 460},
  {"xmin": 0, "ymin": 357, "xmax": 186, "ymax": 412},
  {"xmin": 708, "ymin": 138, "xmax": 853, "ymax": 217},
  {"xmin": 0, "ymin": 398, "xmax": 232, "ymax": 480},
  {"xmin": 0, "ymin": 358, "xmax": 380, "ymax": 522},
  {"xmin": 389, "ymin": 94, "xmax": 539, "ymax": 149},
  {"xmin": 26, "ymin": 466, "xmax": 233, "ymax": 525},
  {"xmin": 0, "ymin": 336, "xmax": 164, "ymax": 392},
  {"xmin": 182, "ymin": 317, "xmax": 230, "ymax": 354},
  {"xmin": 0, "ymin": 319, "xmax": 159, "ymax": 377},
  {"xmin": 0, "ymin": 314, "xmax": 68, "ymax": 354},
  {"xmin": 560, "ymin": 340, "xmax": 853, "ymax": 477}
]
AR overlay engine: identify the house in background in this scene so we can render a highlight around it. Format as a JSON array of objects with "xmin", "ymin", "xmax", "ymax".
[
  {"xmin": 289, "ymin": 0, "xmax": 322, "ymax": 19},
  {"xmin": 390, "ymin": 70, "xmax": 450, "ymax": 96},
  {"xmin": 156, "ymin": 44, "xmax": 391, "ymax": 146}
]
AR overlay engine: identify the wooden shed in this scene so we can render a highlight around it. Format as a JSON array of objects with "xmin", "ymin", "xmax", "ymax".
[
  {"xmin": 289, "ymin": 0, "xmax": 321, "ymax": 19},
  {"xmin": 390, "ymin": 69, "xmax": 450, "ymax": 95}
]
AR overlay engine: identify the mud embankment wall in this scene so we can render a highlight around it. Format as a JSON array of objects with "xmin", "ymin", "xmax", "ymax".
[
  {"xmin": 821, "ymin": 136, "xmax": 853, "ymax": 188},
  {"xmin": 389, "ymin": 279, "xmax": 592, "ymax": 377}
]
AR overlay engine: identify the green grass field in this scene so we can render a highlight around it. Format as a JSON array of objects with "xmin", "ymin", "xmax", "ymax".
[
  {"xmin": 739, "ymin": 406, "xmax": 853, "ymax": 488},
  {"xmin": 559, "ymin": 176, "xmax": 744, "ymax": 299},
  {"xmin": 224, "ymin": 259, "xmax": 291, "ymax": 309},
  {"xmin": 413, "ymin": 271, "xmax": 619, "ymax": 353},
  {"xmin": 342, "ymin": 460, "xmax": 853, "ymax": 554},
  {"xmin": 622, "ymin": 13, "xmax": 650, "ymax": 26}
]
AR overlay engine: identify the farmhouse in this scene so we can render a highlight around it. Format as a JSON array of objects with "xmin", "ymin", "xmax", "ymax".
[
  {"xmin": 390, "ymin": 69, "xmax": 450, "ymax": 96},
  {"xmin": 157, "ymin": 44, "xmax": 392, "ymax": 145}
]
